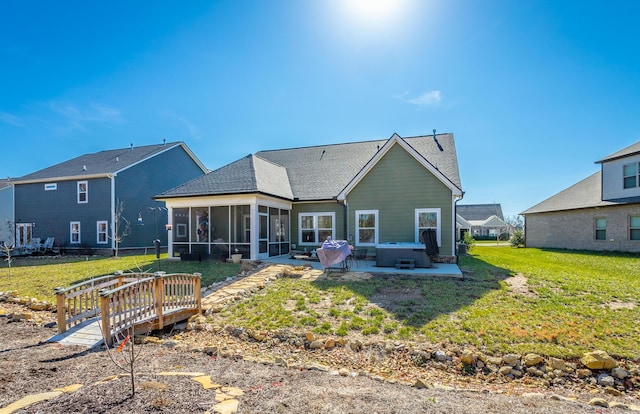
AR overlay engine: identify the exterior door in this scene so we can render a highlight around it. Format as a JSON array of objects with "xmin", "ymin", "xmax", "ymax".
[
  {"xmin": 258, "ymin": 211, "xmax": 268, "ymax": 258},
  {"xmin": 15, "ymin": 223, "xmax": 32, "ymax": 247}
]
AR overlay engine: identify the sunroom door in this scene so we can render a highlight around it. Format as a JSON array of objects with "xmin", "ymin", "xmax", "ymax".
[{"xmin": 258, "ymin": 210, "xmax": 269, "ymax": 259}]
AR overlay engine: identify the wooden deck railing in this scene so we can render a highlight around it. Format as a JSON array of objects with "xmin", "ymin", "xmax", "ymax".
[{"xmin": 55, "ymin": 271, "xmax": 202, "ymax": 346}]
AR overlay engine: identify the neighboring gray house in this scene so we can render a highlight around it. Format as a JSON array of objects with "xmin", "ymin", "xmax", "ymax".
[
  {"xmin": 0, "ymin": 179, "xmax": 14, "ymax": 245},
  {"xmin": 12, "ymin": 142, "xmax": 207, "ymax": 253},
  {"xmin": 522, "ymin": 141, "xmax": 640, "ymax": 252},
  {"xmin": 457, "ymin": 204, "xmax": 510, "ymax": 238},
  {"xmin": 157, "ymin": 133, "xmax": 464, "ymax": 263}
]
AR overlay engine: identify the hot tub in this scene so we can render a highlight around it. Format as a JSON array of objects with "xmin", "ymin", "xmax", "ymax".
[{"xmin": 375, "ymin": 242, "xmax": 431, "ymax": 268}]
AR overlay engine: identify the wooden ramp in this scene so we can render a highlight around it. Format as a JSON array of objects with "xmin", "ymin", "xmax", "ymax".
[
  {"xmin": 50, "ymin": 271, "xmax": 202, "ymax": 348},
  {"xmin": 47, "ymin": 318, "xmax": 104, "ymax": 348}
]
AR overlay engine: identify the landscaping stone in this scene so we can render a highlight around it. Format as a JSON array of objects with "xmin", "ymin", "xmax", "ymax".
[
  {"xmin": 581, "ymin": 350, "xmax": 617, "ymax": 370},
  {"xmin": 588, "ymin": 397, "xmax": 609, "ymax": 407},
  {"xmin": 597, "ymin": 374, "xmax": 615, "ymax": 387},
  {"xmin": 611, "ymin": 366, "xmax": 630, "ymax": 379},
  {"xmin": 502, "ymin": 353, "xmax": 519, "ymax": 367},
  {"xmin": 524, "ymin": 353, "xmax": 544, "ymax": 366}
]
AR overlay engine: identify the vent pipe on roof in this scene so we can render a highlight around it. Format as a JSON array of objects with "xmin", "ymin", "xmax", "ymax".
[
  {"xmin": 130, "ymin": 143, "xmax": 133, "ymax": 151},
  {"xmin": 83, "ymin": 165, "xmax": 87, "ymax": 171},
  {"xmin": 320, "ymin": 149, "xmax": 325, "ymax": 160},
  {"xmin": 116, "ymin": 157, "xmax": 119, "ymax": 162},
  {"xmin": 433, "ymin": 129, "xmax": 443, "ymax": 152},
  {"xmin": 163, "ymin": 138, "xmax": 166, "ymax": 146}
]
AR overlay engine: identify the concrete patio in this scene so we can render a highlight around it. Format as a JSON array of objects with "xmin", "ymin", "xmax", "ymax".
[{"xmin": 262, "ymin": 255, "xmax": 463, "ymax": 278}]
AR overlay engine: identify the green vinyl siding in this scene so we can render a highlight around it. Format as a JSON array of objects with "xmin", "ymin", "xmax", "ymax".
[
  {"xmin": 346, "ymin": 143, "xmax": 453, "ymax": 253},
  {"xmin": 291, "ymin": 202, "xmax": 345, "ymax": 248}
]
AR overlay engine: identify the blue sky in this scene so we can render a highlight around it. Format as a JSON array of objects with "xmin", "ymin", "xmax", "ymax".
[{"xmin": 2, "ymin": 0, "xmax": 640, "ymax": 218}]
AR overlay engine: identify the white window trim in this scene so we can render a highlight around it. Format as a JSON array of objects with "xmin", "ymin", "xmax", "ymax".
[
  {"xmin": 298, "ymin": 212, "xmax": 336, "ymax": 246},
  {"xmin": 355, "ymin": 209, "xmax": 378, "ymax": 246},
  {"xmin": 97, "ymin": 220, "xmax": 108, "ymax": 244},
  {"xmin": 415, "ymin": 208, "xmax": 441, "ymax": 247},
  {"xmin": 630, "ymin": 215, "xmax": 640, "ymax": 241},
  {"xmin": 70, "ymin": 221, "xmax": 81, "ymax": 244},
  {"xmin": 77, "ymin": 181, "xmax": 88, "ymax": 204}
]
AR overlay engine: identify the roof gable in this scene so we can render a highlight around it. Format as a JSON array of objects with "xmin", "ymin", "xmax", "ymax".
[
  {"xmin": 13, "ymin": 142, "xmax": 207, "ymax": 183},
  {"xmin": 337, "ymin": 133, "xmax": 462, "ymax": 200}
]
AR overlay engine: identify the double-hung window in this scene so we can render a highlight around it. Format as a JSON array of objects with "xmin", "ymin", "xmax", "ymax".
[
  {"xmin": 299, "ymin": 212, "xmax": 334, "ymax": 245},
  {"xmin": 630, "ymin": 216, "xmax": 640, "ymax": 241},
  {"xmin": 595, "ymin": 218, "xmax": 606, "ymax": 241},
  {"xmin": 77, "ymin": 181, "xmax": 88, "ymax": 203},
  {"xmin": 416, "ymin": 208, "xmax": 441, "ymax": 246},
  {"xmin": 97, "ymin": 221, "xmax": 108, "ymax": 244},
  {"xmin": 70, "ymin": 222, "xmax": 81, "ymax": 244},
  {"xmin": 623, "ymin": 162, "xmax": 639, "ymax": 189},
  {"xmin": 355, "ymin": 210, "xmax": 378, "ymax": 246}
]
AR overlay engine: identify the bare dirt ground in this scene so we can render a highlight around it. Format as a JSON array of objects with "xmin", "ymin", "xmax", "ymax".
[{"xmin": 0, "ymin": 302, "xmax": 623, "ymax": 414}]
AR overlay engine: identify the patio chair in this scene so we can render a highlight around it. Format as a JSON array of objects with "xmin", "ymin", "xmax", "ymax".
[
  {"xmin": 348, "ymin": 248, "xmax": 368, "ymax": 268},
  {"xmin": 422, "ymin": 229, "xmax": 439, "ymax": 260},
  {"xmin": 42, "ymin": 237, "xmax": 55, "ymax": 253},
  {"xmin": 25, "ymin": 238, "xmax": 42, "ymax": 255}
]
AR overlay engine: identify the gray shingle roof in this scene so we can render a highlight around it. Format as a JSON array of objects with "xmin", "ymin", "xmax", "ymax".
[
  {"xmin": 596, "ymin": 140, "xmax": 640, "ymax": 163},
  {"xmin": 13, "ymin": 142, "xmax": 202, "ymax": 183},
  {"xmin": 158, "ymin": 133, "xmax": 462, "ymax": 201},
  {"xmin": 457, "ymin": 204, "xmax": 504, "ymax": 221},
  {"xmin": 520, "ymin": 171, "xmax": 620, "ymax": 214},
  {"xmin": 0, "ymin": 179, "xmax": 11, "ymax": 190},
  {"xmin": 160, "ymin": 155, "xmax": 293, "ymax": 199}
]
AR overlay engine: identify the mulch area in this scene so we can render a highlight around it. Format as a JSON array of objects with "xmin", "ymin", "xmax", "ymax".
[{"xmin": 0, "ymin": 302, "xmax": 613, "ymax": 413}]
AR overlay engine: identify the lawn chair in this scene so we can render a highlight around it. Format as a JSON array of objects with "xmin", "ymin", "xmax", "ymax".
[
  {"xmin": 42, "ymin": 237, "xmax": 55, "ymax": 254},
  {"xmin": 25, "ymin": 238, "xmax": 42, "ymax": 255}
]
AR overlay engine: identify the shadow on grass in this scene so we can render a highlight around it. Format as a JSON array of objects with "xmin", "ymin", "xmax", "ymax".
[
  {"xmin": 539, "ymin": 247, "xmax": 640, "ymax": 259},
  {"xmin": 310, "ymin": 255, "xmax": 512, "ymax": 329}
]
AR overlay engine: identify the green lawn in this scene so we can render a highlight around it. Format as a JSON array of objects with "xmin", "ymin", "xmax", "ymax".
[
  {"xmin": 2, "ymin": 247, "xmax": 639, "ymax": 360},
  {"xmin": 217, "ymin": 246, "xmax": 640, "ymax": 360},
  {"xmin": 0, "ymin": 253, "xmax": 240, "ymax": 302}
]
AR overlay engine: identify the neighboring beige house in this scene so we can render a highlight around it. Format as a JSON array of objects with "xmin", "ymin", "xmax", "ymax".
[
  {"xmin": 522, "ymin": 141, "xmax": 640, "ymax": 252},
  {"xmin": 457, "ymin": 204, "xmax": 510, "ymax": 238}
]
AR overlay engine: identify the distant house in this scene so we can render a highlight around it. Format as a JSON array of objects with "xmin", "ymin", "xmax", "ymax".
[
  {"xmin": 0, "ymin": 179, "xmax": 14, "ymax": 245},
  {"xmin": 522, "ymin": 141, "xmax": 640, "ymax": 252},
  {"xmin": 11, "ymin": 142, "xmax": 207, "ymax": 253},
  {"xmin": 457, "ymin": 204, "xmax": 510, "ymax": 238},
  {"xmin": 156, "ymin": 133, "xmax": 464, "ymax": 263}
]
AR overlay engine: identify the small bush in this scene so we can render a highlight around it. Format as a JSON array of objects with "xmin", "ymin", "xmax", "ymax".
[
  {"xmin": 510, "ymin": 230, "xmax": 525, "ymax": 248},
  {"xmin": 462, "ymin": 232, "xmax": 476, "ymax": 252}
]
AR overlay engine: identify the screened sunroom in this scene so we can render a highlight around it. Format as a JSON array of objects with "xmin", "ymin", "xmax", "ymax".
[{"xmin": 165, "ymin": 196, "xmax": 291, "ymax": 261}]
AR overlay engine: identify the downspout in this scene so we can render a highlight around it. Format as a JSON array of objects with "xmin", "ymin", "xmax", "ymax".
[{"xmin": 454, "ymin": 191, "xmax": 465, "ymax": 259}]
